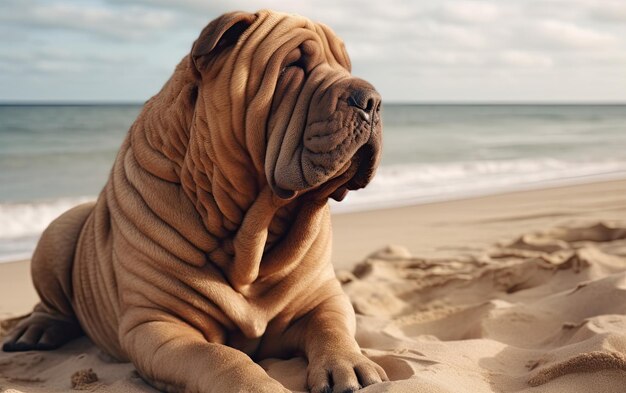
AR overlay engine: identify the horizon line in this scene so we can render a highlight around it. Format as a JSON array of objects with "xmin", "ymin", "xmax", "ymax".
[{"xmin": 1, "ymin": 100, "xmax": 626, "ymax": 106}]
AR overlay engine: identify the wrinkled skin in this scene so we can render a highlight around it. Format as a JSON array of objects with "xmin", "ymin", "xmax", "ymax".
[{"xmin": 3, "ymin": 10, "xmax": 385, "ymax": 393}]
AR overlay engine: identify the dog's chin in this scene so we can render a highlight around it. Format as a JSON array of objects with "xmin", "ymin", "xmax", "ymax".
[
  {"xmin": 329, "ymin": 186, "xmax": 350, "ymax": 202},
  {"xmin": 329, "ymin": 142, "xmax": 377, "ymax": 202},
  {"xmin": 270, "ymin": 135, "xmax": 379, "ymax": 203}
]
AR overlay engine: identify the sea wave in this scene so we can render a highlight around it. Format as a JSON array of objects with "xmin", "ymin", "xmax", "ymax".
[
  {"xmin": 2, "ymin": 158, "xmax": 626, "ymax": 262},
  {"xmin": 330, "ymin": 158, "xmax": 626, "ymax": 213},
  {"xmin": 0, "ymin": 196, "xmax": 95, "ymax": 262}
]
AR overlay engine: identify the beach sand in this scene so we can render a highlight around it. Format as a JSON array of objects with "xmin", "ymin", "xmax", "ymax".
[{"xmin": 2, "ymin": 179, "xmax": 626, "ymax": 392}]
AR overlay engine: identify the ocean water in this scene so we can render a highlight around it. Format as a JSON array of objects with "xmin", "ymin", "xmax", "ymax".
[{"xmin": 1, "ymin": 103, "xmax": 626, "ymax": 262}]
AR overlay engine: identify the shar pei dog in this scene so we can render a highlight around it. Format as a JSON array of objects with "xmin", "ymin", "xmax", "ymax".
[{"xmin": 3, "ymin": 9, "xmax": 385, "ymax": 393}]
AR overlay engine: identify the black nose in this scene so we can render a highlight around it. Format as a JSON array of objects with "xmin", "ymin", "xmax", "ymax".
[{"xmin": 347, "ymin": 88, "xmax": 381, "ymax": 122}]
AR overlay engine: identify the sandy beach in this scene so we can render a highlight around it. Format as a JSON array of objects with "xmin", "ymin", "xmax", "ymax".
[{"xmin": 2, "ymin": 178, "xmax": 626, "ymax": 392}]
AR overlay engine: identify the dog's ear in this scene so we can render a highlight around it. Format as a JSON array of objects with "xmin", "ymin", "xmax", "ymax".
[{"xmin": 192, "ymin": 11, "xmax": 256, "ymax": 71}]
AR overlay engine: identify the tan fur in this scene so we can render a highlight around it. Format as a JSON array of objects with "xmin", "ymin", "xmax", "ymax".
[{"xmin": 3, "ymin": 10, "xmax": 386, "ymax": 393}]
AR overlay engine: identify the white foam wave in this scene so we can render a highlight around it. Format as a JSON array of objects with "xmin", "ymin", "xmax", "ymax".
[
  {"xmin": 330, "ymin": 158, "xmax": 626, "ymax": 213},
  {"xmin": 0, "ymin": 196, "xmax": 95, "ymax": 239},
  {"xmin": 2, "ymin": 158, "xmax": 626, "ymax": 262},
  {"xmin": 0, "ymin": 197, "xmax": 95, "ymax": 263}
]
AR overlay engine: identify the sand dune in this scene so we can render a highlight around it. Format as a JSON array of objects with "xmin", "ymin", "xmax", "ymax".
[
  {"xmin": 2, "ymin": 220, "xmax": 626, "ymax": 392},
  {"xmin": 338, "ymin": 221, "xmax": 626, "ymax": 392}
]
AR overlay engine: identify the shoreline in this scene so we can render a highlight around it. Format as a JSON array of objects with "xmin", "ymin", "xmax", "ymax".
[
  {"xmin": 2, "ymin": 177, "xmax": 626, "ymax": 316},
  {"xmin": 331, "ymin": 176, "xmax": 626, "ymax": 268},
  {"xmin": 330, "ymin": 169, "xmax": 626, "ymax": 214},
  {"xmin": 3, "ymin": 173, "xmax": 626, "ymax": 265}
]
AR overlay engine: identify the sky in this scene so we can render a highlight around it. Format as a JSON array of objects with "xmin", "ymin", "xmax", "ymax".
[{"xmin": 1, "ymin": 0, "xmax": 625, "ymax": 103}]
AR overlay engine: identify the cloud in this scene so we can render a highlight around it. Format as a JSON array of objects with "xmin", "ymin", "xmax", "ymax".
[
  {"xmin": 0, "ymin": 0, "xmax": 177, "ymax": 40},
  {"xmin": 586, "ymin": 1, "xmax": 626, "ymax": 23},
  {"xmin": 0, "ymin": 0, "xmax": 625, "ymax": 102},
  {"xmin": 438, "ymin": 1, "xmax": 501, "ymax": 23},
  {"xmin": 537, "ymin": 20, "xmax": 618, "ymax": 49},
  {"xmin": 0, "ymin": 48, "xmax": 142, "ymax": 74},
  {"xmin": 525, "ymin": 0, "xmax": 626, "ymax": 24},
  {"xmin": 500, "ymin": 51, "xmax": 553, "ymax": 68}
]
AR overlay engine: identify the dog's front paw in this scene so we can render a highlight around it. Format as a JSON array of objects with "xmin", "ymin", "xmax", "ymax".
[{"xmin": 306, "ymin": 351, "xmax": 388, "ymax": 393}]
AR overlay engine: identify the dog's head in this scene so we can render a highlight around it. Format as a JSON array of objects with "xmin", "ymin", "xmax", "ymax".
[{"xmin": 191, "ymin": 10, "xmax": 382, "ymax": 203}]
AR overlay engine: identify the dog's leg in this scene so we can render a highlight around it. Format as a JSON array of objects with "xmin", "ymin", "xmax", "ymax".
[
  {"xmin": 295, "ymin": 293, "xmax": 389, "ymax": 393},
  {"xmin": 119, "ymin": 309, "xmax": 290, "ymax": 393},
  {"xmin": 2, "ymin": 308, "xmax": 82, "ymax": 351},
  {"xmin": 2, "ymin": 204, "xmax": 93, "ymax": 352}
]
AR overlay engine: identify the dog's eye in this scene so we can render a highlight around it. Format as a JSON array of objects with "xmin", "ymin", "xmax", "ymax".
[
  {"xmin": 280, "ymin": 47, "xmax": 306, "ymax": 77},
  {"xmin": 280, "ymin": 59, "xmax": 305, "ymax": 76}
]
